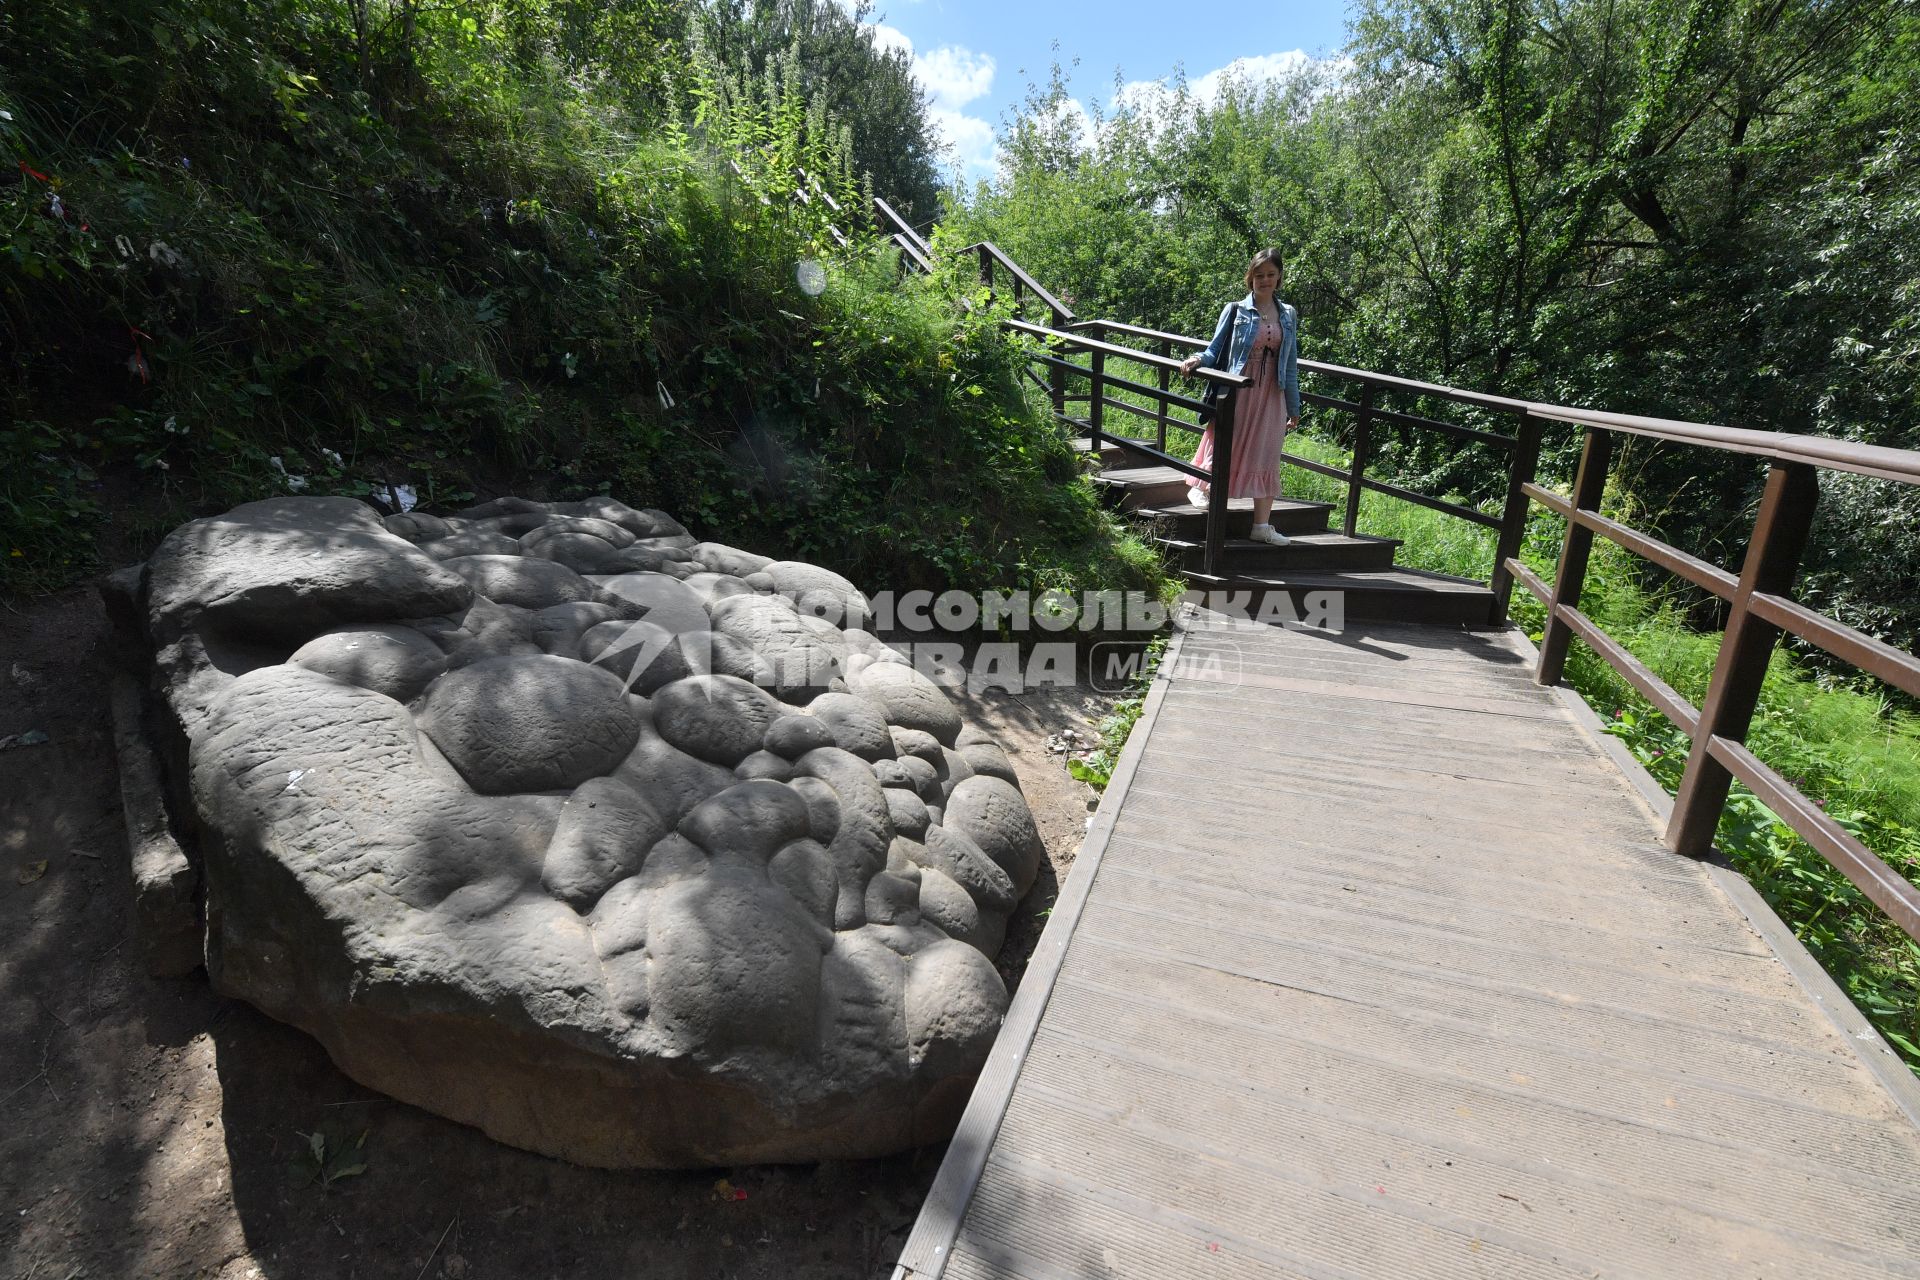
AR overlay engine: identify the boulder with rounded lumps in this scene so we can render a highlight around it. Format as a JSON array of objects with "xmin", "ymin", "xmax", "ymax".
[
  {"xmin": 943, "ymin": 775, "xmax": 1045, "ymax": 897},
  {"xmin": 694, "ymin": 542, "xmax": 773, "ymax": 577},
  {"xmin": 890, "ymin": 726, "xmax": 944, "ymax": 765},
  {"xmin": 849, "ymin": 661, "xmax": 962, "ymax": 745},
  {"xmin": 532, "ymin": 601, "xmax": 629, "ymax": 659},
  {"xmin": 421, "ymin": 529, "xmax": 525, "ymax": 560},
  {"xmin": 146, "ymin": 497, "xmax": 472, "ymax": 645},
  {"xmin": 806, "ymin": 691, "xmax": 895, "ymax": 761},
  {"xmin": 914, "ymin": 862, "xmax": 994, "ymax": 954},
  {"xmin": 580, "ymin": 618, "xmax": 691, "ymax": 693},
  {"xmin": 441, "ymin": 554, "xmax": 604, "ymax": 610},
  {"xmin": 710, "ymin": 593, "xmax": 846, "ymax": 701},
  {"xmin": 734, "ymin": 750, "xmax": 793, "ymax": 783},
  {"xmin": 521, "ymin": 515, "xmax": 638, "ymax": 550},
  {"xmin": 610, "ymin": 716, "xmax": 736, "ymax": 824},
  {"xmin": 411, "ymin": 596, "xmax": 543, "ymax": 669},
  {"xmin": 652, "ymin": 674, "xmax": 787, "ymax": 767},
  {"xmin": 678, "ymin": 780, "xmax": 812, "ymax": 865},
  {"xmin": 760, "ymin": 560, "xmax": 872, "ymax": 630},
  {"xmin": 906, "ymin": 941, "xmax": 1009, "ymax": 1075},
  {"xmin": 765, "ymin": 714, "xmax": 837, "ymax": 759},
  {"xmin": 418, "ymin": 654, "xmax": 642, "ymax": 794},
  {"xmin": 958, "ymin": 739, "xmax": 1019, "ymax": 787},
  {"xmin": 543, "ymin": 776, "xmax": 672, "ymax": 909},
  {"xmin": 681, "ymin": 571, "xmax": 757, "ymax": 609},
  {"xmin": 886, "ymin": 788, "xmax": 931, "ymax": 839},
  {"xmin": 289, "ymin": 624, "xmax": 449, "ymax": 702},
  {"xmin": 138, "ymin": 494, "xmax": 1046, "ymax": 1169},
  {"xmin": 592, "ymin": 572, "xmax": 709, "ymax": 631},
  {"xmin": 522, "ymin": 531, "xmax": 636, "ymax": 575},
  {"xmin": 384, "ymin": 511, "xmax": 453, "ymax": 543}
]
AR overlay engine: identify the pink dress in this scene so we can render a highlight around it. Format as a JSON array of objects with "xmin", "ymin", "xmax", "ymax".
[{"xmin": 1187, "ymin": 318, "xmax": 1289, "ymax": 502}]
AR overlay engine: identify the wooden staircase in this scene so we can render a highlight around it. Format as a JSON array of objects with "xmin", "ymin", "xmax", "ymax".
[{"xmin": 1081, "ymin": 445, "xmax": 1499, "ymax": 625}]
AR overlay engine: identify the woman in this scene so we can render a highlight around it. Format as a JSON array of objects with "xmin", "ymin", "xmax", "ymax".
[{"xmin": 1179, "ymin": 248, "xmax": 1301, "ymax": 546}]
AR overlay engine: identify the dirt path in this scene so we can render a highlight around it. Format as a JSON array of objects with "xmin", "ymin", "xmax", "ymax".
[{"xmin": 0, "ymin": 590, "xmax": 1110, "ymax": 1280}]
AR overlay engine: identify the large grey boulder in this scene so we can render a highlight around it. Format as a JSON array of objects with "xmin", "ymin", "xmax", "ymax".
[{"xmin": 142, "ymin": 495, "xmax": 1042, "ymax": 1168}]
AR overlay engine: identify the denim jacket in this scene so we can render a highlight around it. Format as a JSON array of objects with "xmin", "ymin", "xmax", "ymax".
[{"xmin": 1197, "ymin": 293, "xmax": 1301, "ymax": 419}]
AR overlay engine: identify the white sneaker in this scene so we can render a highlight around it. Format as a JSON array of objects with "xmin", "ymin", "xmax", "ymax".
[{"xmin": 1248, "ymin": 524, "xmax": 1292, "ymax": 546}]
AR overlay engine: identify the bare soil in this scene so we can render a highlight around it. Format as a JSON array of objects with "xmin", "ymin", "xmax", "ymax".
[{"xmin": 0, "ymin": 589, "xmax": 1111, "ymax": 1280}]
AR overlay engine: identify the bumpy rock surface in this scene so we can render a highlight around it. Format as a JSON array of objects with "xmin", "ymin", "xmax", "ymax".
[{"xmin": 137, "ymin": 496, "xmax": 1036, "ymax": 1167}]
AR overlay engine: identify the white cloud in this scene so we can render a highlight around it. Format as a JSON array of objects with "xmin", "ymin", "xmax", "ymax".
[
  {"xmin": 867, "ymin": 21, "xmax": 914, "ymax": 61},
  {"xmin": 932, "ymin": 109, "xmax": 998, "ymax": 174},
  {"xmin": 862, "ymin": 24, "xmax": 999, "ymax": 180},
  {"xmin": 916, "ymin": 45, "xmax": 995, "ymax": 110},
  {"xmin": 1101, "ymin": 49, "xmax": 1349, "ymax": 143},
  {"xmin": 1190, "ymin": 50, "xmax": 1315, "ymax": 106}
]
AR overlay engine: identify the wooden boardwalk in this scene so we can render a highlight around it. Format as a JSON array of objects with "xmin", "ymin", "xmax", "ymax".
[{"xmin": 894, "ymin": 616, "xmax": 1920, "ymax": 1280}]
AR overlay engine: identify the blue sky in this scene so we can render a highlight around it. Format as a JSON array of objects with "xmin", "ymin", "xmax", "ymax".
[{"xmin": 846, "ymin": 0, "xmax": 1359, "ymax": 181}]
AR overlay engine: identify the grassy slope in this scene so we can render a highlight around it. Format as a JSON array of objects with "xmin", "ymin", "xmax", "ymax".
[{"xmin": 0, "ymin": 7, "xmax": 1167, "ymax": 606}]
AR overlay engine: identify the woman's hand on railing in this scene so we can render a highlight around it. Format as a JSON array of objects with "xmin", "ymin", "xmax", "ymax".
[{"xmin": 1179, "ymin": 355, "xmax": 1203, "ymax": 376}]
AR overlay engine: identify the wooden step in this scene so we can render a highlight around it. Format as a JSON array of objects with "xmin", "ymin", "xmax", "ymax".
[
  {"xmin": 1091, "ymin": 464, "xmax": 1196, "ymax": 510},
  {"xmin": 1158, "ymin": 532, "xmax": 1402, "ymax": 574},
  {"xmin": 1069, "ymin": 436, "xmax": 1125, "ymax": 469},
  {"xmin": 1134, "ymin": 497, "xmax": 1333, "ymax": 537},
  {"xmin": 1070, "ymin": 435, "xmax": 1164, "ymax": 470},
  {"xmin": 1183, "ymin": 566, "xmax": 1497, "ymax": 627}
]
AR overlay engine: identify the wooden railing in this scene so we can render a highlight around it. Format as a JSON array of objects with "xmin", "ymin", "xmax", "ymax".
[
  {"xmin": 1000, "ymin": 316, "xmax": 1250, "ymax": 577},
  {"xmin": 870, "ymin": 195, "xmax": 1920, "ymax": 945},
  {"xmin": 1078, "ymin": 319, "xmax": 1542, "ymax": 622},
  {"xmin": 1510, "ymin": 411, "xmax": 1920, "ymax": 942},
  {"xmin": 869, "ymin": 197, "xmax": 1539, "ymax": 611}
]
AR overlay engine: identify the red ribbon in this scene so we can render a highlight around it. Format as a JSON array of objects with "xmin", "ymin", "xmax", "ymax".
[{"xmin": 129, "ymin": 327, "xmax": 153, "ymax": 385}]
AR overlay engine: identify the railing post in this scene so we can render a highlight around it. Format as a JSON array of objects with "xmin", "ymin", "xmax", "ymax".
[
  {"xmin": 1156, "ymin": 340, "xmax": 1171, "ymax": 453},
  {"xmin": 1535, "ymin": 426, "xmax": 1614, "ymax": 686},
  {"xmin": 1047, "ymin": 323, "xmax": 1066, "ymax": 419},
  {"xmin": 1666, "ymin": 461, "xmax": 1820, "ymax": 857},
  {"xmin": 1088, "ymin": 346, "xmax": 1105, "ymax": 452},
  {"xmin": 1203, "ymin": 386, "xmax": 1239, "ymax": 579},
  {"xmin": 1344, "ymin": 384, "xmax": 1375, "ymax": 538},
  {"xmin": 1487, "ymin": 410, "xmax": 1545, "ymax": 628},
  {"xmin": 978, "ymin": 246, "xmax": 994, "ymax": 300}
]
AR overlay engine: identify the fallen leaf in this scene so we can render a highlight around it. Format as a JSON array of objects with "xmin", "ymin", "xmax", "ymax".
[{"xmin": 16, "ymin": 860, "xmax": 48, "ymax": 885}]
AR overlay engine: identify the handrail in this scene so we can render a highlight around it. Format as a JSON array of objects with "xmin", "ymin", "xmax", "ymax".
[
  {"xmin": 1098, "ymin": 313, "xmax": 1920, "ymax": 483},
  {"xmin": 1529, "ymin": 404, "xmax": 1920, "ymax": 486},
  {"xmin": 962, "ymin": 243, "xmax": 1075, "ymax": 324},
  {"xmin": 873, "ymin": 195, "xmax": 933, "ymax": 260},
  {"xmin": 1307, "ymin": 357, "xmax": 1532, "ymax": 415},
  {"xmin": 1520, "ymin": 422, "xmax": 1920, "ymax": 947},
  {"xmin": 1002, "ymin": 318, "xmax": 1248, "ymax": 387}
]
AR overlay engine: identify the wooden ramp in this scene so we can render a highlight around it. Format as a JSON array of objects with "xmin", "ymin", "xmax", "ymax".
[{"xmin": 894, "ymin": 617, "xmax": 1920, "ymax": 1280}]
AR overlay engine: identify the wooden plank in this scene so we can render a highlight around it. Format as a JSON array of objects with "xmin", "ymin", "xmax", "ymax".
[
  {"xmin": 1006, "ymin": 1045, "xmax": 1920, "ymax": 1278},
  {"xmin": 901, "ymin": 614, "xmax": 1920, "ymax": 1280},
  {"xmin": 893, "ymin": 624, "xmax": 1200, "ymax": 1279}
]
